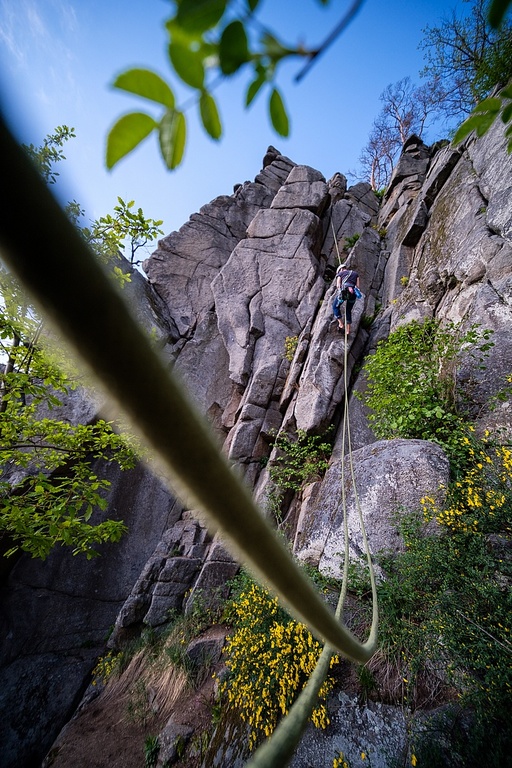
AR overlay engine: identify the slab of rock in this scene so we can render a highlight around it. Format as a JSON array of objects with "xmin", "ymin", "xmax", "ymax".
[
  {"xmin": 291, "ymin": 691, "xmax": 407, "ymax": 768},
  {"xmin": 293, "ymin": 439, "xmax": 450, "ymax": 578}
]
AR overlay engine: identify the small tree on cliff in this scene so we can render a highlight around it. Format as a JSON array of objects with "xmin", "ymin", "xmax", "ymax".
[
  {"xmin": 0, "ymin": 128, "xmax": 164, "ymax": 559},
  {"xmin": 420, "ymin": 0, "xmax": 512, "ymax": 118}
]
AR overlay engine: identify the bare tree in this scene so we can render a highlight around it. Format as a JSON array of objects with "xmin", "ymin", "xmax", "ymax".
[
  {"xmin": 419, "ymin": 0, "xmax": 512, "ymax": 118},
  {"xmin": 381, "ymin": 77, "xmax": 439, "ymax": 143},
  {"xmin": 359, "ymin": 77, "xmax": 440, "ymax": 189},
  {"xmin": 359, "ymin": 116, "xmax": 399, "ymax": 190}
]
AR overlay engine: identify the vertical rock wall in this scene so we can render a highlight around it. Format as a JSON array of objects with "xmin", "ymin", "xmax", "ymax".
[{"xmin": 2, "ymin": 119, "xmax": 512, "ymax": 767}]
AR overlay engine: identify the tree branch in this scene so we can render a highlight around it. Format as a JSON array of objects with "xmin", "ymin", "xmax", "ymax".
[{"xmin": 294, "ymin": 0, "xmax": 366, "ymax": 83}]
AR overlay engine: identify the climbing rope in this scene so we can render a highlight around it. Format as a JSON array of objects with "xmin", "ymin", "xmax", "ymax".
[
  {"xmin": 246, "ymin": 246, "xmax": 378, "ymax": 767},
  {"xmin": 332, "ymin": 218, "xmax": 344, "ymax": 268},
  {"xmin": 0, "ymin": 113, "xmax": 378, "ymax": 768}
]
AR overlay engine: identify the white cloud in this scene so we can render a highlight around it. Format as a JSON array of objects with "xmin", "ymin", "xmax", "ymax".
[
  {"xmin": 0, "ymin": 0, "xmax": 27, "ymax": 64},
  {"xmin": 0, "ymin": 0, "xmax": 80, "ymax": 116}
]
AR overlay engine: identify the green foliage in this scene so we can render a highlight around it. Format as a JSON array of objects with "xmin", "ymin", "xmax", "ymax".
[
  {"xmin": 356, "ymin": 663, "xmax": 378, "ymax": 702},
  {"xmin": 22, "ymin": 125, "xmax": 76, "ymax": 185},
  {"xmin": 269, "ymin": 427, "xmax": 333, "ymax": 493},
  {"xmin": 474, "ymin": 29, "xmax": 512, "ymax": 96},
  {"xmin": 0, "ymin": 270, "xmax": 136, "ymax": 559},
  {"xmin": 420, "ymin": 0, "xmax": 512, "ymax": 119},
  {"xmin": 346, "ymin": 559, "xmax": 372, "ymax": 599},
  {"xmin": 299, "ymin": 561, "xmax": 343, "ymax": 599},
  {"xmin": 81, "ymin": 196, "xmax": 163, "ymax": 267},
  {"xmin": 374, "ymin": 435, "xmax": 512, "ymax": 763},
  {"xmin": 106, "ymin": 1, "xmax": 345, "ymax": 170},
  {"xmin": 357, "ymin": 319, "xmax": 494, "ymax": 472},
  {"xmin": 423, "ymin": 0, "xmax": 512, "ymax": 155},
  {"xmin": 219, "ymin": 578, "xmax": 339, "ymax": 749},
  {"xmin": 0, "ymin": 130, "xmax": 144, "ymax": 560},
  {"xmin": 144, "ymin": 735, "xmax": 160, "ymax": 768},
  {"xmin": 24, "ymin": 127, "xmax": 163, "ymax": 275},
  {"xmin": 360, "ymin": 315, "xmax": 375, "ymax": 330},
  {"xmin": 343, "ymin": 233, "xmax": 360, "ymax": 249},
  {"xmin": 453, "ymin": 81, "xmax": 512, "ymax": 152}
]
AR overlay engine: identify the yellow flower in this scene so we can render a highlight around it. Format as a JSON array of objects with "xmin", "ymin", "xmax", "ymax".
[
  {"xmin": 361, "ymin": 752, "xmax": 366, "ymax": 760},
  {"xmin": 411, "ymin": 754, "xmax": 417, "ymax": 766}
]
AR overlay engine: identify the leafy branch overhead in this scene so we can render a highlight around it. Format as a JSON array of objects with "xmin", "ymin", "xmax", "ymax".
[
  {"xmin": 106, "ymin": 0, "xmax": 352, "ymax": 171},
  {"xmin": 451, "ymin": 0, "xmax": 512, "ymax": 150},
  {"xmin": 0, "ymin": 128, "xmax": 161, "ymax": 560},
  {"xmin": 452, "ymin": 84, "xmax": 512, "ymax": 150},
  {"xmin": 106, "ymin": 0, "xmax": 512, "ymax": 176}
]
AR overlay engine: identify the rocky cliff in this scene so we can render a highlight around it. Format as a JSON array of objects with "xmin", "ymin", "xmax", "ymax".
[{"xmin": 0, "ymin": 119, "xmax": 511, "ymax": 768}]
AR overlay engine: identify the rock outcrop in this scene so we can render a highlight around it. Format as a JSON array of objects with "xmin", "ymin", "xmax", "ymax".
[{"xmin": 1, "ymin": 118, "xmax": 511, "ymax": 768}]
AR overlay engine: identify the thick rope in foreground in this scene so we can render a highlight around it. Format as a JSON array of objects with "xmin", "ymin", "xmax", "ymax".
[{"xmin": 0, "ymin": 111, "xmax": 378, "ymax": 664}]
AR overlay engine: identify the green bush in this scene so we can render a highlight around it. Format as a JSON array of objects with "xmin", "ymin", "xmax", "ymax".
[
  {"xmin": 269, "ymin": 428, "xmax": 333, "ymax": 493},
  {"xmin": 373, "ymin": 434, "xmax": 512, "ymax": 764},
  {"xmin": 144, "ymin": 735, "xmax": 160, "ymax": 768},
  {"xmin": 343, "ymin": 233, "xmax": 360, "ymax": 249},
  {"xmin": 356, "ymin": 319, "xmax": 494, "ymax": 474}
]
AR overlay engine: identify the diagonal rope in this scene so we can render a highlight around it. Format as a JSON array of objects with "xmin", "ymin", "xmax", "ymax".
[
  {"xmin": 245, "ymin": 273, "xmax": 378, "ymax": 767},
  {"xmin": 0, "ymin": 110, "xmax": 377, "ymax": 666},
  {"xmin": 332, "ymin": 219, "xmax": 343, "ymax": 267}
]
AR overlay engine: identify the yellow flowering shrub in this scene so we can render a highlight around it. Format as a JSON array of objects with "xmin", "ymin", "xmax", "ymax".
[
  {"xmin": 220, "ymin": 582, "xmax": 338, "ymax": 750},
  {"xmin": 377, "ymin": 430, "xmax": 512, "ymax": 764},
  {"xmin": 91, "ymin": 650, "xmax": 121, "ymax": 686},
  {"xmin": 284, "ymin": 335, "xmax": 299, "ymax": 362},
  {"xmin": 421, "ymin": 436, "xmax": 512, "ymax": 535}
]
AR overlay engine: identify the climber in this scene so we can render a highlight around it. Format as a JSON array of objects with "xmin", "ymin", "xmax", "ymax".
[{"xmin": 332, "ymin": 262, "xmax": 360, "ymax": 335}]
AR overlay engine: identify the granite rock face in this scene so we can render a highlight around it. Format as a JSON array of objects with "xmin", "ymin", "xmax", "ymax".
[
  {"xmin": 293, "ymin": 439, "xmax": 450, "ymax": 578},
  {"xmin": 2, "ymin": 121, "xmax": 512, "ymax": 768}
]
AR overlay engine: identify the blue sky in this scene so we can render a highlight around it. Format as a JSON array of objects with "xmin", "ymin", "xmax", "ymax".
[{"xmin": 0, "ymin": 0, "xmax": 464, "ymax": 240}]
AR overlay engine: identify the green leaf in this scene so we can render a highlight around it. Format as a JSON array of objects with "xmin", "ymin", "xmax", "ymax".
[
  {"xmin": 246, "ymin": 0, "xmax": 260, "ymax": 9},
  {"xmin": 159, "ymin": 109, "xmax": 187, "ymax": 170},
  {"xmin": 269, "ymin": 87, "xmax": 289, "ymax": 136},
  {"xmin": 472, "ymin": 96, "xmax": 502, "ymax": 114},
  {"xmin": 475, "ymin": 111, "xmax": 498, "ymax": 136},
  {"xmin": 500, "ymin": 81, "xmax": 512, "ymax": 99},
  {"xmin": 106, "ymin": 112, "xmax": 157, "ymax": 169},
  {"xmin": 246, "ymin": 71, "xmax": 266, "ymax": 106},
  {"xmin": 169, "ymin": 41, "xmax": 205, "ymax": 89},
  {"xmin": 219, "ymin": 20, "xmax": 249, "ymax": 75},
  {"xmin": 488, "ymin": 0, "xmax": 511, "ymax": 28},
  {"xmin": 452, "ymin": 114, "xmax": 487, "ymax": 145},
  {"xmin": 176, "ymin": 0, "xmax": 227, "ymax": 34},
  {"xmin": 113, "ymin": 68, "xmax": 175, "ymax": 108},
  {"xmin": 501, "ymin": 102, "xmax": 512, "ymax": 123},
  {"xmin": 199, "ymin": 91, "xmax": 222, "ymax": 139}
]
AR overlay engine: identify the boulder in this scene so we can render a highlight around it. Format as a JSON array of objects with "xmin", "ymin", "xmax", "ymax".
[
  {"xmin": 293, "ymin": 439, "xmax": 450, "ymax": 578},
  {"xmin": 291, "ymin": 691, "xmax": 407, "ymax": 768}
]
